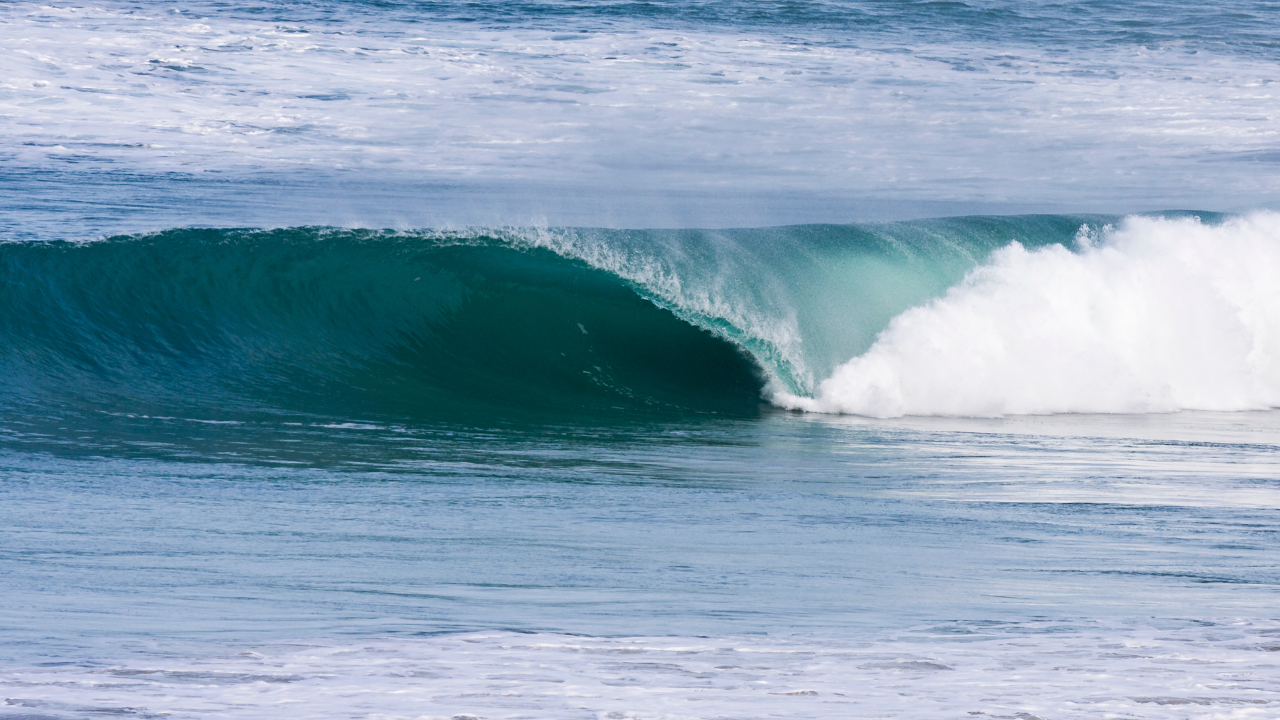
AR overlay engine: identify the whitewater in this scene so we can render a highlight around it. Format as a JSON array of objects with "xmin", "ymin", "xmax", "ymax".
[
  {"xmin": 5, "ymin": 1, "xmax": 1280, "ymax": 234},
  {"xmin": 4, "ymin": 2, "xmax": 1280, "ymax": 720},
  {"xmin": 780, "ymin": 213, "xmax": 1280, "ymax": 417}
]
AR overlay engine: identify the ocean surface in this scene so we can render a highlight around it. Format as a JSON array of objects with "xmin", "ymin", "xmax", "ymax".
[{"xmin": 4, "ymin": 2, "xmax": 1280, "ymax": 719}]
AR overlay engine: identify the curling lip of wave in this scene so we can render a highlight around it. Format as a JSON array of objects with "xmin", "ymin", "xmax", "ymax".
[
  {"xmin": 777, "ymin": 213, "xmax": 1280, "ymax": 418},
  {"xmin": 4, "ymin": 212, "xmax": 1272, "ymax": 421},
  {"xmin": 0, "ymin": 214, "xmax": 1093, "ymax": 420}
]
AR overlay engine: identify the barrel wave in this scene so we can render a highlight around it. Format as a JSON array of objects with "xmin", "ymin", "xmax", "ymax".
[
  {"xmin": 0, "ymin": 215, "xmax": 1092, "ymax": 423},
  {"xmin": 7, "ymin": 212, "xmax": 1276, "ymax": 423},
  {"xmin": 0, "ymin": 230, "xmax": 765, "ymax": 421}
]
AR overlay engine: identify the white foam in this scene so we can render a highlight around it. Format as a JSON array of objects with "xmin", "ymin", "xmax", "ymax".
[
  {"xmin": 779, "ymin": 213, "xmax": 1280, "ymax": 417},
  {"xmin": 4, "ymin": 623, "xmax": 1279, "ymax": 719},
  {"xmin": 3, "ymin": 3, "xmax": 1280, "ymax": 213}
]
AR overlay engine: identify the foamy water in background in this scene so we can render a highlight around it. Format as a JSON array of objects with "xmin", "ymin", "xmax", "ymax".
[
  {"xmin": 6, "ymin": 625, "xmax": 1280, "ymax": 719},
  {"xmin": 4, "ymin": 1, "xmax": 1280, "ymax": 232}
]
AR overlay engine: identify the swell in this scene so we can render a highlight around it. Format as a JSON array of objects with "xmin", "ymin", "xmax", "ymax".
[
  {"xmin": 0, "ymin": 229, "xmax": 765, "ymax": 421},
  {"xmin": 9, "ymin": 213, "xmax": 1244, "ymax": 425}
]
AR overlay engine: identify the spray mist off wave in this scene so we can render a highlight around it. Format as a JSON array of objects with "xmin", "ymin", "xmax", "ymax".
[{"xmin": 778, "ymin": 213, "xmax": 1280, "ymax": 418}]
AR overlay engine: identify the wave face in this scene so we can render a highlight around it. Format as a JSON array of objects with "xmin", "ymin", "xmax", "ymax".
[
  {"xmin": 0, "ymin": 230, "xmax": 765, "ymax": 420},
  {"xmin": 7, "ymin": 212, "xmax": 1279, "ymax": 421}
]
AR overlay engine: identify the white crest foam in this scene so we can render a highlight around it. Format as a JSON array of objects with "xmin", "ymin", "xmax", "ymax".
[{"xmin": 779, "ymin": 213, "xmax": 1280, "ymax": 417}]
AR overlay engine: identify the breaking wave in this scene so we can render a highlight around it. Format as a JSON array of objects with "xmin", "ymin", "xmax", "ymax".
[
  {"xmin": 5, "ymin": 212, "xmax": 1275, "ymax": 421},
  {"xmin": 779, "ymin": 213, "xmax": 1280, "ymax": 417}
]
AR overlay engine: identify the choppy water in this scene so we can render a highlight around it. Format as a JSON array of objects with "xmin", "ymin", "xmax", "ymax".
[
  {"xmin": 4, "ymin": 1, "xmax": 1280, "ymax": 719},
  {"xmin": 5, "ymin": 0, "xmax": 1280, "ymax": 233}
]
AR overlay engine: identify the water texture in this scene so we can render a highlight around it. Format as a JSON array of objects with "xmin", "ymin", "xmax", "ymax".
[
  {"xmin": 3, "ymin": 2, "xmax": 1280, "ymax": 719},
  {"xmin": 4, "ymin": 1, "xmax": 1280, "ymax": 232}
]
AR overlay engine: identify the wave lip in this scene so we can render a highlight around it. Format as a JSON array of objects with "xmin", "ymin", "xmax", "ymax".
[{"xmin": 780, "ymin": 213, "xmax": 1280, "ymax": 418}]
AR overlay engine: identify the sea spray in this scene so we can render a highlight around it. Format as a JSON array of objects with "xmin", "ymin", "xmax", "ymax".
[
  {"xmin": 521, "ymin": 215, "xmax": 1094, "ymax": 396},
  {"xmin": 780, "ymin": 213, "xmax": 1280, "ymax": 417}
]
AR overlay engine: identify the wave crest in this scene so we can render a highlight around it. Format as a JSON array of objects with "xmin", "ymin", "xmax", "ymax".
[{"xmin": 780, "ymin": 213, "xmax": 1280, "ymax": 417}]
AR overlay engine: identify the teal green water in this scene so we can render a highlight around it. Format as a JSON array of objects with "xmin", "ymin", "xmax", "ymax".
[{"xmin": 0, "ymin": 215, "xmax": 1119, "ymax": 425}]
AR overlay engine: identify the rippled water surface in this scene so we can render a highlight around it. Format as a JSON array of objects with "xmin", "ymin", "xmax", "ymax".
[
  {"xmin": 5, "ymin": 0, "xmax": 1280, "ymax": 234},
  {"xmin": 4, "ymin": 410, "xmax": 1280, "ymax": 717}
]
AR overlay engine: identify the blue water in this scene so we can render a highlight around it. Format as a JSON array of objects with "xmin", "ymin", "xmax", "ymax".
[
  {"xmin": 4, "ymin": 1, "xmax": 1280, "ymax": 718},
  {"xmin": 5, "ymin": 411, "xmax": 1280, "ymax": 661}
]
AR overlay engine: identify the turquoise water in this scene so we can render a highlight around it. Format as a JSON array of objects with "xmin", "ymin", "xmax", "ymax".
[{"xmin": 0, "ymin": 218, "xmax": 1102, "ymax": 418}]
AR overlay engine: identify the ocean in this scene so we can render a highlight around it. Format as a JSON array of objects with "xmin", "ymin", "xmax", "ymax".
[{"xmin": 3, "ymin": 1, "xmax": 1280, "ymax": 718}]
